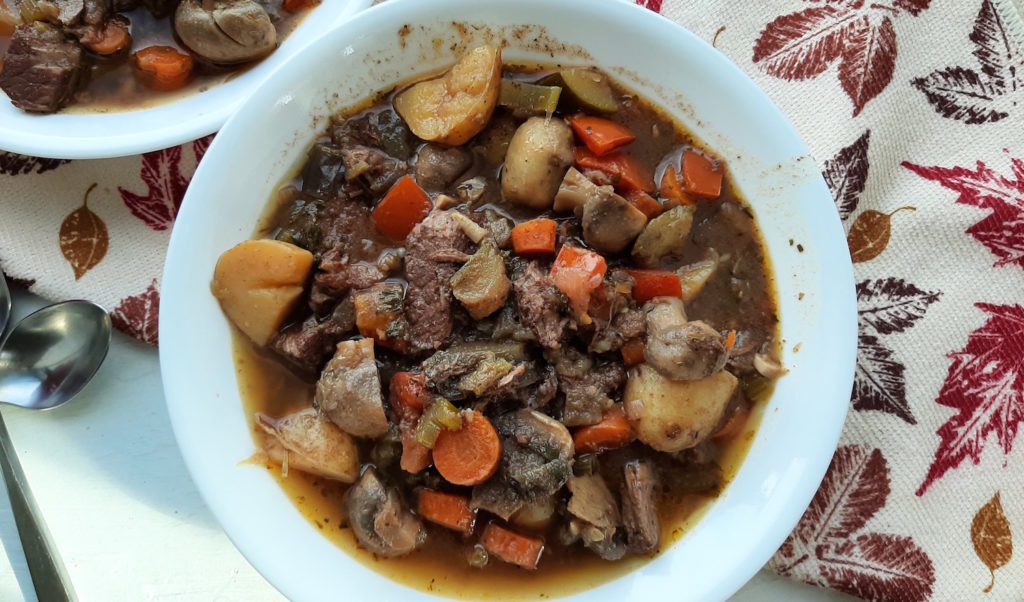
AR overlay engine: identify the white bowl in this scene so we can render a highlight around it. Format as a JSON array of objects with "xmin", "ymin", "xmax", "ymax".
[
  {"xmin": 0, "ymin": 0, "xmax": 369, "ymax": 159},
  {"xmin": 160, "ymin": 0, "xmax": 857, "ymax": 599}
]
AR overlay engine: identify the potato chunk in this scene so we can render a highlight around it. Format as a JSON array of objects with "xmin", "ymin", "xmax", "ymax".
[
  {"xmin": 393, "ymin": 45, "xmax": 502, "ymax": 146},
  {"xmin": 211, "ymin": 239, "xmax": 314, "ymax": 346},
  {"xmin": 623, "ymin": 365, "xmax": 737, "ymax": 452},
  {"xmin": 257, "ymin": 408, "xmax": 359, "ymax": 483}
]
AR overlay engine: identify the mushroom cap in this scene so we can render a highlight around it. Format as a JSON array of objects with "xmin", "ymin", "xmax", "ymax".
[{"xmin": 174, "ymin": 0, "xmax": 276, "ymax": 65}]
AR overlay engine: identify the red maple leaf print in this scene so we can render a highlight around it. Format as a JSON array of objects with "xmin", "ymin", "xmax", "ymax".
[
  {"xmin": 634, "ymin": 0, "xmax": 662, "ymax": 12},
  {"xmin": 111, "ymin": 280, "xmax": 161, "ymax": 345},
  {"xmin": 912, "ymin": 0, "xmax": 1022, "ymax": 124},
  {"xmin": 770, "ymin": 445, "xmax": 935, "ymax": 601},
  {"xmin": 917, "ymin": 304, "xmax": 1024, "ymax": 495},
  {"xmin": 118, "ymin": 146, "xmax": 188, "ymax": 231},
  {"xmin": 903, "ymin": 156, "xmax": 1024, "ymax": 270},
  {"xmin": 753, "ymin": 2, "xmax": 928, "ymax": 115}
]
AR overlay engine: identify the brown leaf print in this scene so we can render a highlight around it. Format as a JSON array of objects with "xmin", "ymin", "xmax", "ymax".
[
  {"xmin": 193, "ymin": 134, "xmax": 214, "ymax": 164},
  {"xmin": 770, "ymin": 445, "xmax": 935, "ymax": 601},
  {"xmin": 917, "ymin": 304, "xmax": 1024, "ymax": 495},
  {"xmin": 904, "ymin": 155, "xmax": 1024, "ymax": 271},
  {"xmin": 912, "ymin": 0, "xmax": 1022, "ymax": 124},
  {"xmin": 111, "ymin": 280, "xmax": 160, "ymax": 345},
  {"xmin": 58, "ymin": 183, "xmax": 109, "ymax": 280},
  {"xmin": 753, "ymin": 3, "xmax": 927, "ymax": 115},
  {"xmin": 847, "ymin": 206, "xmax": 915, "ymax": 262},
  {"xmin": 823, "ymin": 130, "xmax": 870, "ymax": 222},
  {"xmin": 972, "ymin": 492, "xmax": 1013, "ymax": 592},
  {"xmin": 117, "ymin": 146, "xmax": 189, "ymax": 231},
  {"xmin": 0, "ymin": 152, "xmax": 70, "ymax": 175},
  {"xmin": 839, "ymin": 16, "xmax": 896, "ymax": 116},
  {"xmin": 857, "ymin": 278, "xmax": 942, "ymax": 335}
]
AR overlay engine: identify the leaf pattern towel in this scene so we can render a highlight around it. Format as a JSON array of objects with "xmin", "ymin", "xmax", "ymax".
[{"xmin": 1, "ymin": 0, "xmax": 1023, "ymax": 600}]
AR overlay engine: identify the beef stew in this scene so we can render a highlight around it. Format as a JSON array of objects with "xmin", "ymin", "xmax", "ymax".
[{"xmin": 217, "ymin": 45, "xmax": 782, "ymax": 595}]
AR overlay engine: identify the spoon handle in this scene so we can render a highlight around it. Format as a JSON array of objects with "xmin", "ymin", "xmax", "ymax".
[{"xmin": 0, "ymin": 412, "xmax": 77, "ymax": 602}]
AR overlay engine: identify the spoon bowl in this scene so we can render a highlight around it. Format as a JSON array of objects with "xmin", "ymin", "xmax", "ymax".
[
  {"xmin": 0, "ymin": 301, "xmax": 112, "ymax": 410},
  {"xmin": 0, "ymin": 271, "xmax": 10, "ymax": 335}
]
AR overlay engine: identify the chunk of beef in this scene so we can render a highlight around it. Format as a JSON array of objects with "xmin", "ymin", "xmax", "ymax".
[
  {"xmin": 309, "ymin": 246, "xmax": 385, "ymax": 315},
  {"xmin": 314, "ymin": 338, "xmax": 389, "ymax": 438},
  {"xmin": 413, "ymin": 144, "xmax": 471, "ymax": 191},
  {"xmin": 621, "ymin": 461, "xmax": 659, "ymax": 554},
  {"xmin": 0, "ymin": 24, "xmax": 84, "ymax": 114},
  {"xmin": 341, "ymin": 145, "xmax": 408, "ymax": 197},
  {"xmin": 513, "ymin": 261, "xmax": 570, "ymax": 349},
  {"xmin": 142, "ymin": 0, "xmax": 179, "ymax": 18},
  {"xmin": 405, "ymin": 210, "xmax": 472, "ymax": 350},
  {"xmin": 300, "ymin": 143, "xmax": 348, "ymax": 200},
  {"xmin": 566, "ymin": 474, "xmax": 625, "ymax": 560},
  {"xmin": 270, "ymin": 298, "xmax": 354, "ymax": 375},
  {"xmin": 345, "ymin": 467, "xmax": 426, "ymax": 557},
  {"xmin": 470, "ymin": 447, "xmax": 526, "ymax": 520},
  {"xmin": 421, "ymin": 341, "xmax": 527, "ymax": 401},
  {"xmin": 332, "ymin": 109, "xmax": 414, "ymax": 160},
  {"xmin": 560, "ymin": 363, "xmax": 626, "ymax": 427},
  {"xmin": 494, "ymin": 410, "xmax": 573, "ymax": 497}
]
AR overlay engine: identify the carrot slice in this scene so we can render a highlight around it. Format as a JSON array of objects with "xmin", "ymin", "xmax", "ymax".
[
  {"xmin": 511, "ymin": 218, "xmax": 557, "ymax": 256},
  {"xmin": 481, "ymin": 522, "xmax": 545, "ymax": 570},
  {"xmin": 625, "ymin": 268, "xmax": 683, "ymax": 304},
  {"xmin": 82, "ymin": 18, "xmax": 132, "ymax": 55},
  {"xmin": 432, "ymin": 411, "xmax": 501, "ymax": 486},
  {"xmin": 133, "ymin": 46, "xmax": 193, "ymax": 92},
  {"xmin": 549, "ymin": 245, "xmax": 607, "ymax": 318},
  {"xmin": 372, "ymin": 175, "xmax": 433, "ymax": 241},
  {"xmin": 283, "ymin": 0, "xmax": 317, "ymax": 11},
  {"xmin": 401, "ymin": 428, "xmax": 432, "ymax": 473},
  {"xmin": 659, "ymin": 164, "xmax": 696, "ymax": 207},
  {"xmin": 418, "ymin": 489, "xmax": 477, "ymax": 534},
  {"xmin": 574, "ymin": 147, "xmax": 654, "ymax": 193},
  {"xmin": 620, "ymin": 338, "xmax": 646, "ymax": 367},
  {"xmin": 568, "ymin": 115, "xmax": 636, "ymax": 156},
  {"xmin": 573, "ymin": 405, "xmax": 634, "ymax": 454},
  {"xmin": 624, "ymin": 189, "xmax": 664, "ymax": 219},
  {"xmin": 682, "ymin": 149, "xmax": 723, "ymax": 199}
]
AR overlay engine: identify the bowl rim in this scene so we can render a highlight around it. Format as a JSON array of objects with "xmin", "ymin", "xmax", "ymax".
[
  {"xmin": 160, "ymin": 0, "xmax": 856, "ymax": 599},
  {"xmin": 0, "ymin": 0, "xmax": 371, "ymax": 160}
]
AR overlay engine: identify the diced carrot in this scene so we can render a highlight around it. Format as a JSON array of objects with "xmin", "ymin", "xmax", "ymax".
[
  {"xmin": 481, "ymin": 522, "xmax": 545, "ymax": 570},
  {"xmin": 568, "ymin": 115, "xmax": 636, "ymax": 156},
  {"xmin": 417, "ymin": 489, "xmax": 477, "ymax": 534},
  {"xmin": 659, "ymin": 164, "xmax": 696, "ymax": 207},
  {"xmin": 620, "ymin": 338, "xmax": 646, "ymax": 367},
  {"xmin": 625, "ymin": 268, "xmax": 683, "ymax": 304},
  {"xmin": 549, "ymin": 245, "xmax": 607, "ymax": 318},
  {"xmin": 573, "ymin": 405, "xmax": 634, "ymax": 454},
  {"xmin": 432, "ymin": 411, "xmax": 501, "ymax": 486},
  {"xmin": 511, "ymin": 218, "xmax": 557, "ymax": 256},
  {"xmin": 283, "ymin": 0, "xmax": 317, "ymax": 11},
  {"xmin": 725, "ymin": 329, "xmax": 737, "ymax": 352},
  {"xmin": 390, "ymin": 372, "xmax": 430, "ymax": 420},
  {"xmin": 624, "ymin": 190, "xmax": 664, "ymax": 219},
  {"xmin": 401, "ymin": 428, "xmax": 432, "ymax": 473},
  {"xmin": 574, "ymin": 147, "xmax": 654, "ymax": 193},
  {"xmin": 682, "ymin": 149, "xmax": 723, "ymax": 199},
  {"xmin": 372, "ymin": 175, "xmax": 433, "ymax": 241},
  {"xmin": 133, "ymin": 46, "xmax": 193, "ymax": 92},
  {"xmin": 82, "ymin": 18, "xmax": 132, "ymax": 55}
]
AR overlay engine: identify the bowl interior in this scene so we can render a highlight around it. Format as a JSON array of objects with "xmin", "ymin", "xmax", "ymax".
[
  {"xmin": 0, "ymin": 0, "xmax": 370, "ymax": 159},
  {"xmin": 160, "ymin": 1, "xmax": 856, "ymax": 600}
]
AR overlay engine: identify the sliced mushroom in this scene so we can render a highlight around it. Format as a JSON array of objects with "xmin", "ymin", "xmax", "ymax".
[
  {"xmin": 566, "ymin": 474, "xmax": 625, "ymax": 560},
  {"xmin": 257, "ymin": 409, "xmax": 359, "ymax": 483},
  {"xmin": 581, "ymin": 189, "xmax": 648, "ymax": 254},
  {"xmin": 345, "ymin": 467, "xmax": 426, "ymax": 557},
  {"xmin": 644, "ymin": 297, "xmax": 728, "ymax": 381},
  {"xmin": 314, "ymin": 338, "xmax": 389, "ymax": 438},
  {"xmin": 501, "ymin": 116, "xmax": 574, "ymax": 210},
  {"xmin": 175, "ymin": 0, "xmax": 276, "ymax": 65}
]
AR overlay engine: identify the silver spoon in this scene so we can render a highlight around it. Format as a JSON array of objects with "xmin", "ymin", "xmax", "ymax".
[{"xmin": 0, "ymin": 273, "xmax": 111, "ymax": 602}]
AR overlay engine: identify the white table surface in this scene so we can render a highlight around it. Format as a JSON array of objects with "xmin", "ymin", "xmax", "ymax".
[{"xmin": 0, "ymin": 288, "xmax": 855, "ymax": 602}]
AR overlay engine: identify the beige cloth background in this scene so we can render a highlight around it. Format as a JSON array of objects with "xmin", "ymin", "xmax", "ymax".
[{"xmin": 2, "ymin": 0, "xmax": 1023, "ymax": 599}]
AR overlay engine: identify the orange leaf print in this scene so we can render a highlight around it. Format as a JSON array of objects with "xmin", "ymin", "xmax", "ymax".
[
  {"xmin": 59, "ymin": 183, "xmax": 109, "ymax": 280},
  {"xmin": 847, "ymin": 206, "xmax": 915, "ymax": 262},
  {"xmin": 972, "ymin": 492, "xmax": 1012, "ymax": 593}
]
